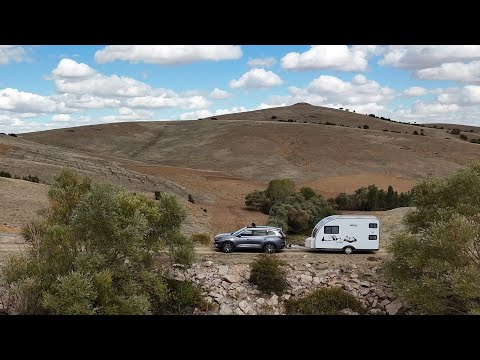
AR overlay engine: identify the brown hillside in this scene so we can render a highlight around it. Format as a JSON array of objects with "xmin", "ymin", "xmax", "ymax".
[{"xmin": 2, "ymin": 103, "xmax": 480, "ymax": 236}]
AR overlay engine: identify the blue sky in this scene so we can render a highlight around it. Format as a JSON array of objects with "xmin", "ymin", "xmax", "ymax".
[{"xmin": 1, "ymin": 45, "xmax": 480, "ymax": 133}]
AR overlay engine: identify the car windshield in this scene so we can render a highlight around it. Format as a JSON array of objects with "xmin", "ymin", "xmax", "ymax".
[{"xmin": 232, "ymin": 227, "xmax": 246, "ymax": 236}]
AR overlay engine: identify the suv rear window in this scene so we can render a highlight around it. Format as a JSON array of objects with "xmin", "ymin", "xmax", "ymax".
[{"xmin": 267, "ymin": 230, "xmax": 275, "ymax": 235}]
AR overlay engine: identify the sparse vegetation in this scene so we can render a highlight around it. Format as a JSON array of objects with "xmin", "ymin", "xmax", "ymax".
[
  {"xmin": 155, "ymin": 277, "xmax": 206, "ymax": 315},
  {"xmin": 460, "ymin": 134, "xmax": 468, "ymax": 140},
  {"xmin": 450, "ymin": 128, "xmax": 461, "ymax": 135},
  {"xmin": 285, "ymin": 287, "xmax": 364, "ymax": 315},
  {"xmin": 330, "ymin": 184, "xmax": 413, "ymax": 211},
  {"xmin": 210, "ymin": 117, "xmax": 218, "ymax": 120},
  {"xmin": 0, "ymin": 171, "xmax": 12, "ymax": 178},
  {"xmin": 249, "ymin": 255, "xmax": 286, "ymax": 295},
  {"xmin": 413, "ymin": 130, "xmax": 419, "ymax": 135},
  {"xmin": 287, "ymin": 119, "xmax": 295, "ymax": 122},
  {"xmin": 383, "ymin": 162, "xmax": 480, "ymax": 314},
  {"xmin": 325, "ymin": 122, "xmax": 336, "ymax": 126},
  {"xmin": 188, "ymin": 194, "xmax": 195, "ymax": 204},
  {"xmin": 191, "ymin": 233, "xmax": 210, "ymax": 245},
  {"xmin": 363, "ymin": 124, "xmax": 369, "ymax": 129},
  {"xmin": 271, "ymin": 116, "xmax": 277, "ymax": 119},
  {"xmin": 383, "ymin": 129, "xmax": 389, "ymax": 132},
  {"xmin": 154, "ymin": 191, "xmax": 162, "ymax": 200},
  {"xmin": 8, "ymin": 133, "xmax": 17, "ymax": 137},
  {"xmin": 0, "ymin": 169, "xmax": 196, "ymax": 314},
  {"xmin": 22, "ymin": 175, "xmax": 39, "ymax": 183}
]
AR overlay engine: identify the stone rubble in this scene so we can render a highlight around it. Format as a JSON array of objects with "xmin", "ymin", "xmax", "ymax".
[{"xmin": 170, "ymin": 260, "xmax": 405, "ymax": 315}]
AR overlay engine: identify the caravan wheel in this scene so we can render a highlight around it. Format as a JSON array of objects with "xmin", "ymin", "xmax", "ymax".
[{"xmin": 343, "ymin": 246, "xmax": 354, "ymax": 255}]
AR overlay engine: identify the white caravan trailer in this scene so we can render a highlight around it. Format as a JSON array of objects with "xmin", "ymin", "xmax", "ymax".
[{"xmin": 304, "ymin": 215, "xmax": 380, "ymax": 254}]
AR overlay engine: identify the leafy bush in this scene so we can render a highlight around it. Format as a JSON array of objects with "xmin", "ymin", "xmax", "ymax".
[
  {"xmin": 285, "ymin": 287, "xmax": 364, "ymax": 315},
  {"xmin": 363, "ymin": 124, "xmax": 369, "ymax": 129},
  {"xmin": 245, "ymin": 190, "xmax": 271, "ymax": 214},
  {"xmin": 383, "ymin": 162, "xmax": 480, "ymax": 314},
  {"xmin": 191, "ymin": 233, "xmax": 210, "ymax": 245},
  {"xmin": 22, "ymin": 175, "xmax": 39, "ymax": 183},
  {"xmin": 249, "ymin": 255, "xmax": 286, "ymax": 295},
  {"xmin": 413, "ymin": 130, "xmax": 419, "ymax": 135},
  {"xmin": 0, "ymin": 168, "xmax": 195, "ymax": 314},
  {"xmin": 0, "ymin": 171, "xmax": 11, "ymax": 178},
  {"xmin": 300, "ymin": 187, "xmax": 316, "ymax": 200},
  {"xmin": 266, "ymin": 179, "xmax": 295, "ymax": 203},
  {"xmin": 155, "ymin": 277, "xmax": 206, "ymax": 315},
  {"xmin": 450, "ymin": 128, "xmax": 461, "ymax": 135},
  {"xmin": 460, "ymin": 134, "xmax": 468, "ymax": 140}
]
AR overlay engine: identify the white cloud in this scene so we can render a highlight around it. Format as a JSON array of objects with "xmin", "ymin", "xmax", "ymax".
[
  {"xmin": 412, "ymin": 102, "xmax": 459, "ymax": 114},
  {"xmin": 125, "ymin": 95, "xmax": 210, "ymax": 109},
  {"xmin": 247, "ymin": 57, "xmax": 276, "ymax": 68},
  {"xmin": 0, "ymin": 46, "xmax": 27, "ymax": 65},
  {"xmin": 380, "ymin": 45, "xmax": 480, "ymax": 69},
  {"xmin": 436, "ymin": 85, "xmax": 480, "ymax": 106},
  {"xmin": 52, "ymin": 58, "xmax": 96, "ymax": 79},
  {"xmin": 404, "ymin": 86, "xmax": 428, "ymax": 97},
  {"xmin": 261, "ymin": 74, "xmax": 395, "ymax": 113},
  {"xmin": 352, "ymin": 74, "xmax": 368, "ymax": 85},
  {"xmin": 94, "ymin": 45, "xmax": 242, "ymax": 65},
  {"xmin": 52, "ymin": 114, "xmax": 71, "ymax": 122},
  {"xmin": 416, "ymin": 61, "xmax": 480, "ymax": 82},
  {"xmin": 52, "ymin": 94, "xmax": 122, "ymax": 109},
  {"xmin": 0, "ymin": 88, "xmax": 68, "ymax": 114},
  {"xmin": 209, "ymin": 88, "xmax": 232, "ymax": 99},
  {"xmin": 55, "ymin": 74, "xmax": 152, "ymax": 97},
  {"xmin": 101, "ymin": 107, "xmax": 154, "ymax": 123},
  {"xmin": 281, "ymin": 45, "xmax": 379, "ymax": 72},
  {"xmin": 179, "ymin": 106, "xmax": 249, "ymax": 120},
  {"xmin": 229, "ymin": 68, "xmax": 283, "ymax": 89}
]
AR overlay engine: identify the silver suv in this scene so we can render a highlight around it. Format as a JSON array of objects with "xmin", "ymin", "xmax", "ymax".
[{"xmin": 214, "ymin": 225, "xmax": 286, "ymax": 254}]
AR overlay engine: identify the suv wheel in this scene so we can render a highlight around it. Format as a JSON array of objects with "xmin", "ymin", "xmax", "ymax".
[
  {"xmin": 222, "ymin": 242, "xmax": 234, "ymax": 253},
  {"xmin": 264, "ymin": 243, "xmax": 277, "ymax": 254}
]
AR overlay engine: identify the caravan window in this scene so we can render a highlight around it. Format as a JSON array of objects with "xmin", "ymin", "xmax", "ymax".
[
  {"xmin": 369, "ymin": 223, "xmax": 378, "ymax": 228},
  {"xmin": 369, "ymin": 235, "xmax": 377, "ymax": 240},
  {"xmin": 324, "ymin": 226, "xmax": 339, "ymax": 234}
]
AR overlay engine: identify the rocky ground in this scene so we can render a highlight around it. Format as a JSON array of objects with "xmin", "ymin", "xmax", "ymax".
[{"xmin": 171, "ymin": 257, "xmax": 406, "ymax": 315}]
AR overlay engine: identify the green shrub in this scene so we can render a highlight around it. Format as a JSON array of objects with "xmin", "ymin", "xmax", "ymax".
[
  {"xmin": 191, "ymin": 233, "xmax": 210, "ymax": 245},
  {"xmin": 285, "ymin": 287, "xmax": 364, "ymax": 315},
  {"xmin": 0, "ymin": 171, "xmax": 11, "ymax": 178},
  {"xmin": 0, "ymin": 168, "xmax": 195, "ymax": 314},
  {"xmin": 460, "ymin": 134, "xmax": 468, "ymax": 140},
  {"xmin": 22, "ymin": 175, "xmax": 39, "ymax": 183},
  {"xmin": 245, "ymin": 190, "xmax": 271, "ymax": 214},
  {"xmin": 383, "ymin": 162, "xmax": 480, "ymax": 314},
  {"xmin": 249, "ymin": 255, "xmax": 286, "ymax": 295},
  {"xmin": 450, "ymin": 128, "xmax": 461, "ymax": 135},
  {"xmin": 300, "ymin": 187, "xmax": 316, "ymax": 200},
  {"xmin": 155, "ymin": 277, "xmax": 206, "ymax": 315}
]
